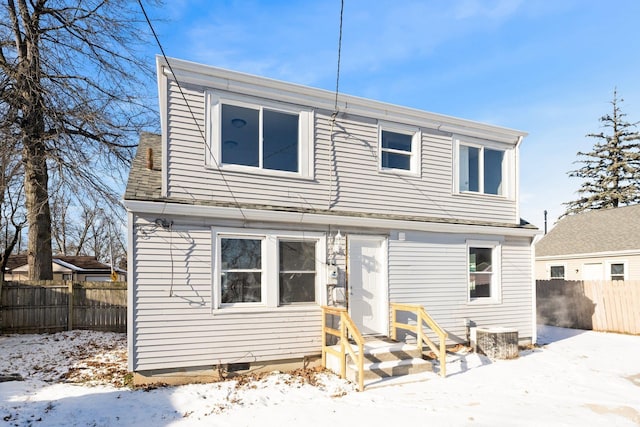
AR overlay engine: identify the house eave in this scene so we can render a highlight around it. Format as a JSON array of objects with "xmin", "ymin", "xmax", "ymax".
[
  {"xmin": 157, "ymin": 56, "xmax": 527, "ymax": 145},
  {"xmin": 536, "ymin": 248, "xmax": 640, "ymax": 261},
  {"xmin": 123, "ymin": 199, "xmax": 539, "ymax": 239}
]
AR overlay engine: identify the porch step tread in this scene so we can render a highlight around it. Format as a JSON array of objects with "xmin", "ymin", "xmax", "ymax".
[
  {"xmin": 346, "ymin": 357, "xmax": 432, "ymax": 381},
  {"xmin": 331, "ymin": 339, "xmax": 420, "ymax": 354},
  {"xmin": 348, "ymin": 357, "xmax": 431, "ymax": 370}
]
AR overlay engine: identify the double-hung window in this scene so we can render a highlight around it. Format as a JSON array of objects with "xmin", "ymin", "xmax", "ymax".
[
  {"xmin": 609, "ymin": 262, "xmax": 626, "ymax": 281},
  {"xmin": 379, "ymin": 123, "xmax": 420, "ymax": 174},
  {"xmin": 467, "ymin": 240, "xmax": 501, "ymax": 303},
  {"xmin": 457, "ymin": 140, "xmax": 506, "ymax": 196},
  {"xmin": 220, "ymin": 237, "xmax": 264, "ymax": 304},
  {"xmin": 279, "ymin": 240, "xmax": 317, "ymax": 304},
  {"xmin": 214, "ymin": 229, "xmax": 325, "ymax": 310},
  {"xmin": 207, "ymin": 93, "xmax": 313, "ymax": 177},
  {"xmin": 550, "ymin": 265, "xmax": 565, "ymax": 280}
]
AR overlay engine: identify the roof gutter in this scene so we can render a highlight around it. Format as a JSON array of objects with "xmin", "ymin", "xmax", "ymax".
[{"xmin": 123, "ymin": 199, "xmax": 539, "ymax": 239}]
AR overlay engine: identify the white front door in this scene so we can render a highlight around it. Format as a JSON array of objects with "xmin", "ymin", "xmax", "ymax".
[
  {"xmin": 582, "ymin": 263, "xmax": 603, "ymax": 280},
  {"xmin": 348, "ymin": 235, "xmax": 388, "ymax": 336}
]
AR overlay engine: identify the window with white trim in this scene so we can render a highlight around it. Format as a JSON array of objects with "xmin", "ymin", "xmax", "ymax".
[
  {"xmin": 549, "ymin": 265, "xmax": 565, "ymax": 280},
  {"xmin": 457, "ymin": 140, "xmax": 507, "ymax": 196},
  {"xmin": 379, "ymin": 123, "xmax": 420, "ymax": 174},
  {"xmin": 608, "ymin": 262, "xmax": 626, "ymax": 281},
  {"xmin": 467, "ymin": 240, "xmax": 501, "ymax": 302},
  {"xmin": 207, "ymin": 93, "xmax": 313, "ymax": 177},
  {"xmin": 214, "ymin": 229, "xmax": 324, "ymax": 309},
  {"xmin": 220, "ymin": 237, "xmax": 264, "ymax": 304},
  {"xmin": 279, "ymin": 240, "xmax": 316, "ymax": 304}
]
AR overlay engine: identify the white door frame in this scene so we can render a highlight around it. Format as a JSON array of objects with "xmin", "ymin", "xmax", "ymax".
[{"xmin": 347, "ymin": 234, "xmax": 389, "ymax": 336}]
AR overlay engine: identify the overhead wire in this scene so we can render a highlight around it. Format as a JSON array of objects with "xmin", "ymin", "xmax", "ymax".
[
  {"xmin": 328, "ymin": 0, "xmax": 344, "ymax": 211},
  {"xmin": 137, "ymin": 0, "xmax": 247, "ymax": 221}
]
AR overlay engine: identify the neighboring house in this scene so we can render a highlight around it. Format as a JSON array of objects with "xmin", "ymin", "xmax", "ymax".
[
  {"xmin": 535, "ymin": 205, "xmax": 640, "ymax": 281},
  {"xmin": 4, "ymin": 255, "xmax": 126, "ymax": 282},
  {"xmin": 123, "ymin": 56, "xmax": 538, "ymax": 379}
]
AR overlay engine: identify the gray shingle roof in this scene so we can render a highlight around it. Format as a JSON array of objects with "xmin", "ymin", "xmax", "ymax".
[
  {"xmin": 535, "ymin": 205, "xmax": 640, "ymax": 257},
  {"xmin": 5, "ymin": 255, "xmax": 116, "ymax": 272},
  {"xmin": 124, "ymin": 132, "xmax": 162, "ymax": 200}
]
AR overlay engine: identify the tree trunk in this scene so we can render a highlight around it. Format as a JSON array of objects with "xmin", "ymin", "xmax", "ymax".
[{"xmin": 24, "ymin": 142, "xmax": 53, "ymax": 280}]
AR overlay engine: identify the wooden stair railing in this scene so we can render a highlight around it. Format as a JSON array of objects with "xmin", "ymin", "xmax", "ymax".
[
  {"xmin": 321, "ymin": 306, "xmax": 365, "ymax": 391},
  {"xmin": 390, "ymin": 302, "xmax": 448, "ymax": 377}
]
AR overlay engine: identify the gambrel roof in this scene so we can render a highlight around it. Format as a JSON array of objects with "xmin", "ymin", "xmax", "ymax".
[{"xmin": 535, "ymin": 205, "xmax": 640, "ymax": 257}]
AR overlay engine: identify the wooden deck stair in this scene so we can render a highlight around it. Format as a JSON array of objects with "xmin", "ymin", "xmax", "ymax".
[
  {"xmin": 321, "ymin": 304, "xmax": 446, "ymax": 391},
  {"xmin": 325, "ymin": 337, "xmax": 433, "ymax": 384}
]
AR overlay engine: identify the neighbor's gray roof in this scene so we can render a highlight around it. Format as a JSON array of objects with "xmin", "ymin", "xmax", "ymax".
[
  {"xmin": 5, "ymin": 255, "xmax": 119, "ymax": 272},
  {"xmin": 536, "ymin": 205, "xmax": 640, "ymax": 257},
  {"xmin": 124, "ymin": 132, "xmax": 162, "ymax": 200}
]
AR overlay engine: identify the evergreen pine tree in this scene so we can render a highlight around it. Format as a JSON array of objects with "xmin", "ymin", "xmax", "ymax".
[{"xmin": 564, "ymin": 90, "xmax": 640, "ymax": 215}]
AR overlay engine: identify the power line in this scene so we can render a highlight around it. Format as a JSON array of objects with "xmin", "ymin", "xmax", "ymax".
[
  {"xmin": 137, "ymin": 0, "xmax": 247, "ymax": 221},
  {"xmin": 329, "ymin": 0, "xmax": 345, "ymax": 210},
  {"xmin": 334, "ymin": 0, "xmax": 344, "ymax": 113}
]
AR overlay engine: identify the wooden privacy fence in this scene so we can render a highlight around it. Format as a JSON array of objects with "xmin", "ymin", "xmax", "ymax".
[
  {"xmin": 0, "ymin": 281, "xmax": 127, "ymax": 334},
  {"xmin": 537, "ymin": 280, "xmax": 640, "ymax": 335}
]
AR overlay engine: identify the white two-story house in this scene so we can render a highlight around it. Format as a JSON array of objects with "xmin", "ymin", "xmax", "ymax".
[{"xmin": 124, "ymin": 56, "xmax": 538, "ymax": 383}]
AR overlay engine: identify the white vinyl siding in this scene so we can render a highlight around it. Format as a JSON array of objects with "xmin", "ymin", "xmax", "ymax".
[
  {"xmin": 388, "ymin": 232, "xmax": 533, "ymax": 344},
  {"xmin": 164, "ymin": 80, "xmax": 519, "ymax": 225},
  {"xmin": 131, "ymin": 216, "xmax": 322, "ymax": 372}
]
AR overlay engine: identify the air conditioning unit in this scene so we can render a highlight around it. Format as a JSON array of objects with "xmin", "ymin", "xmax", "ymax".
[{"xmin": 475, "ymin": 327, "xmax": 519, "ymax": 359}]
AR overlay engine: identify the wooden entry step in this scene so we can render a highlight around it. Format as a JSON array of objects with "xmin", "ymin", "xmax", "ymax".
[{"xmin": 325, "ymin": 337, "xmax": 433, "ymax": 384}]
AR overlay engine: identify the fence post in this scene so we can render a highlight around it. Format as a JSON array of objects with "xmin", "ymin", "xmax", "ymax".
[{"xmin": 68, "ymin": 281, "xmax": 73, "ymax": 331}]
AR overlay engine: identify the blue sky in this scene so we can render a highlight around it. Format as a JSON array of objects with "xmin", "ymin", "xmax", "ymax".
[{"xmin": 142, "ymin": 0, "xmax": 640, "ymax": 230}]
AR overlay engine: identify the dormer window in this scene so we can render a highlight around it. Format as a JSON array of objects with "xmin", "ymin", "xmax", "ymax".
[
  {"xmin": 455, "ymin": 137, "xmax": 512, "ymax": 198},
  {"xmin": 207, "ymin": 93, "xmax": 313, "ymax": 178},
  {"xmin": 378, "ymin": 122, "xmax": 421, "ymax": 175}
]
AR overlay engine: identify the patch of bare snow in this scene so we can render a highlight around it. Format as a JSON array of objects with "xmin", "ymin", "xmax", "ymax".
[{"xmin": 1, "ymin": 326, "xmax": 639, "ymax": 426}]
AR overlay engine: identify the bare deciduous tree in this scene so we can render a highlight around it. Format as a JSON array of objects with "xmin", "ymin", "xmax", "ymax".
[
  {"xmin": 0, "ymin": 0, "xmax": 158, "ymax": 279},
  {"xmin": 0, "ymin": 131, "xmax": 25, "ymax": 284}
]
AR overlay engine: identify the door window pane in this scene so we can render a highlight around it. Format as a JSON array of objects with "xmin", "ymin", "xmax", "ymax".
[{"xmin": 279, "ymin": 241, "xmax": 316, "ymax": 304}]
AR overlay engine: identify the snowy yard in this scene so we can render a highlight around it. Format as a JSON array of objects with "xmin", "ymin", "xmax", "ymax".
[{"xmin": 1, "ymin": 326, "xmax": 639, "ymax": 426}]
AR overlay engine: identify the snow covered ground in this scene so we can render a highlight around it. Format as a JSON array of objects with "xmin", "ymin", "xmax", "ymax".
[{"xmin": 1, "ymin": 326, "xmax": 639, "ymax": 426}]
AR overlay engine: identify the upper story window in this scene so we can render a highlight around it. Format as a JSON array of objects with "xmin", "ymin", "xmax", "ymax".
[
  {"xmin": 378, "ymin": 123, "xmax": 420, "ymax": 175},
  {"xmin": 456, "ymin": 138, "xmax": 509, "ymax": 196},
  {"xmin": 207, "ymin": 93, "xmax": 313, "ymax": 177}
]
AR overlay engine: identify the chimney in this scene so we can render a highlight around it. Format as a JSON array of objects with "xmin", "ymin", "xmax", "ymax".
[{"xmin": 146, "ymin": 147, "xmax": 154, "ymax": 170}]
